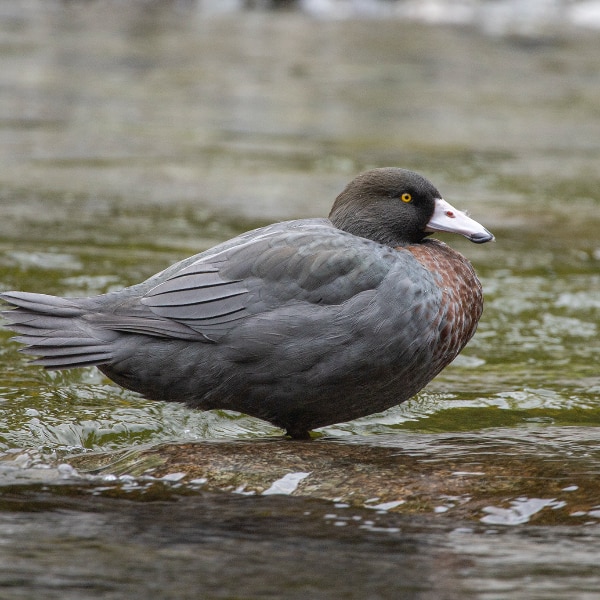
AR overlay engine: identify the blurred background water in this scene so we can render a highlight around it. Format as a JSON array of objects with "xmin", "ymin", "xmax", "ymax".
[{"xmin": 0, "ymin": 1, "xmax": 599, "ymax": 598}]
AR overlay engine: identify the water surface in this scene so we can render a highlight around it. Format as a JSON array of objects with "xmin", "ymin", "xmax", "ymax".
[{"xmin": 0, "ymin": 2, "xmax": 599, "ymax": 598}]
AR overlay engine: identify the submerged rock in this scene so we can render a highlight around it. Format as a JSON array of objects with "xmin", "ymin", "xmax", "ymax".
[{"xmin": 67, "ymin": 431, "xmax": 600, "ymax": 525}]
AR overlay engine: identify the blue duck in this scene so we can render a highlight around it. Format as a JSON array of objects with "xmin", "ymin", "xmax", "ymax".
[{"xmin": 1, "ymin": 168, "xmax": 493, "ymax": 438}]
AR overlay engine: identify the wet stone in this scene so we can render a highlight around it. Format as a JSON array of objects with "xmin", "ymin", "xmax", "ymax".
[{"xmin": 67, "ymin": 430, "xmax": 600, "ymax": 526}]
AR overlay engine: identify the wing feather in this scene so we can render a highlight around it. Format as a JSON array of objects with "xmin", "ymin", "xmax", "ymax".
[{"xmin": 137, "ymin": 221, "xmax": 396, "ymax": 339}]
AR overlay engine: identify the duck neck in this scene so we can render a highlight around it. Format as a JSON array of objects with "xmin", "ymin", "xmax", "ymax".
[{"xmin": 329, "ymin": 212, "xmax": 427, "ymax": 247}]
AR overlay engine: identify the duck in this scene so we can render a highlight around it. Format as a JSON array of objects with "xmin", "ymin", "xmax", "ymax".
[{"xmin": 1, "ymin": 168, "xmax": 493, "ymax": 439}]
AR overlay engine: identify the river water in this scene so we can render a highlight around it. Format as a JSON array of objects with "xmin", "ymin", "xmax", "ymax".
[{"xmin": 0, "ymin": 2, "xmax": 599, "ymax": 598}]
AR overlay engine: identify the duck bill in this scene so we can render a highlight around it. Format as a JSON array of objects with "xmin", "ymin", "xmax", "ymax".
[{"xmin": 425, "ymin": 198, "xmax": 494, "ymax": 244}]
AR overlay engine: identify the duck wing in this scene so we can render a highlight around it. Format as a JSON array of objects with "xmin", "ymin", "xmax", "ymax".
[{"xmin": 140, "ymin": 220, "xmax": 397, "ymax": 340}]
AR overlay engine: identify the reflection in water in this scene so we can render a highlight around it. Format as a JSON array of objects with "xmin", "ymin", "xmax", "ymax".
[
  {"xmin": 0, "ymin": 2, "xmax": 600, "ymax": 598},
  {"xmin": 0, "ymin": 478, "xmax": 600, "ymax": 598},
  {"xmin": 0, "ymin": 487, "xmax": 469, "ymax": 600}
]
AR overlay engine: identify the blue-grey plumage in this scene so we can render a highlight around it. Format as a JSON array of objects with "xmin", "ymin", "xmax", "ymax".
[{"xmin": 1, "ymin": 168, "xmax": 493, "ymax": 438}]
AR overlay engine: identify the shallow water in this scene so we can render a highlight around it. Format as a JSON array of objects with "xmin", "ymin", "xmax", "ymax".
[{"xmin": 0, "ymin": 2, "xmax": 600, "ymax": 598}]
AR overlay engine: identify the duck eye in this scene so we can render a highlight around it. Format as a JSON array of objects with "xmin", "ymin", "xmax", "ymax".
[{"xmin": 401, "ymin": 193, "xmax": 412, "ymax": 203}]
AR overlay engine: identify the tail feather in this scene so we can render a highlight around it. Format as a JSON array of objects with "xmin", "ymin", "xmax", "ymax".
[
  {"xmin": 1, "ymin": 291, "xmax": 83, "ymax": 316},
  {"xmin": 13, "ymin": 335, "xmax": 101, "ymax": 347},
  {"xmin": 1, "ymin": 291, "xmax": 115, "ymax": 369},
  {"xmin": 28, "ymin": 352, "xmax": 115, "ymax": 369}
]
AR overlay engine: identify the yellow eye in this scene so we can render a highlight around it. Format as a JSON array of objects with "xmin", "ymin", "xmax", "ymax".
[{"xmin": 401, "ymin": 193, "xmax": 412, "ymax": 203}]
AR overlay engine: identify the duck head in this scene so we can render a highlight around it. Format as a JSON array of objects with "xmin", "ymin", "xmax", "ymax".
[{"xmin": 329, "ymin": 168, "xmax": 494, "ymax": 247}]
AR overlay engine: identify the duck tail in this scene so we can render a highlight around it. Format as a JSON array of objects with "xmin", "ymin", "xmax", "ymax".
[{"xmin": 1, "ymin": 291, "xmax": 114, "ymax": 369}]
